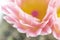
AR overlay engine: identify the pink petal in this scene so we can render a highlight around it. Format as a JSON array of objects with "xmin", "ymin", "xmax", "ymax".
[{"xmin": 52, "ymin": 20, "xmax": 60, "ymax": 39}]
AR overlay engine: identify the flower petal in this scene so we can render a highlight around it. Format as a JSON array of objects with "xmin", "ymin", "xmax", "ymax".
[{"xmin": 52, "ymin": 19, "xmax": 60, "ymax": 39}]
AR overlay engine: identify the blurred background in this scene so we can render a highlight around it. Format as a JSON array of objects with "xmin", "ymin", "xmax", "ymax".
[{"xmin": 0, "ymin": 10, "xmax": 57, "ymax": 40}]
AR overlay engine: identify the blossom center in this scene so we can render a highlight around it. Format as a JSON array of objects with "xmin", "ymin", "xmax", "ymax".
[
  {"xmin": 31, "ymin": 10, "xmax": 38, "ymax": 17},
  {"xmin": 57, "ymin": 7, "xmax": 60, "ymax": 18},
  {"xmin": 20, "ymin": 0, "xmax": 49, "ymax": 21}
]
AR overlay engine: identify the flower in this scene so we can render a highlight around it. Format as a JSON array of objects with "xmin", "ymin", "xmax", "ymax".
[
  {"xmin": 49, "ymin": 0, "xmax": 60, "ymax": 39},
  {"xmin": 1, "ymin": 0, "xmax": 53, "ymax": 37}
]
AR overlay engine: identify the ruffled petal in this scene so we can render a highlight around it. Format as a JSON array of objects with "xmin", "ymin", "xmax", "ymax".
[{"xmin": 52, "ymin": 19, "xmax": 60, "ymax": 39}]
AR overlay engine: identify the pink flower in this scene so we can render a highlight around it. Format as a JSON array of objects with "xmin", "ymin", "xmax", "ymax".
[
  {"xmin": 49, "ymin": 0, "xmax": 60, "ymax": 39},
  {"xmin": 1, "ymin": 0, "xmax": 53, "ymax": 37}
]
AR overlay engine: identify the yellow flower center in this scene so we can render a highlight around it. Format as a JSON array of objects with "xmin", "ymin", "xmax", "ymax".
[
  {"xmin": 20, "ymin": 0, "xmax": 49, "ymax": 21},
  {"xmin": 57, "ymin": 7, "xmax": 60, "ymax": 18}
]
